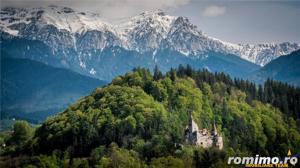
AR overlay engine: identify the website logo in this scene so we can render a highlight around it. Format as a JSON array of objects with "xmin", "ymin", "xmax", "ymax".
[{"xmin": 227, "ymin": 149, "xmax": 298, "ymax": 167}]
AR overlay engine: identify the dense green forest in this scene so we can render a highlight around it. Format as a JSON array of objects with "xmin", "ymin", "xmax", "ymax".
[{"xmin": 1, "ymin": 65, "xmax": 300, "ymax": 168}]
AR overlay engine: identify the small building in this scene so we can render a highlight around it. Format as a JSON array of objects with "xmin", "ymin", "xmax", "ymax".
[{"xmin": 185, "ymin": 112, "xmax": 223, "ymax": 150}]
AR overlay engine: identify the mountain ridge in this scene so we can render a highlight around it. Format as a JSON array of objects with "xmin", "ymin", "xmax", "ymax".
[
  {"xmin": 1, "ymin": 6, "xmax": 299, "ymax": 66},
  {"xmin": 0, "ymin": 35, "xmax": 260, "ymax": 80},
  {"xmin": 249, "ymin": 49, "xmax": 300, "ymax": 86}
]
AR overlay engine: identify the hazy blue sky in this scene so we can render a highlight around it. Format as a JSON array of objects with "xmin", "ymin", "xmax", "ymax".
[{"xmin": 1, "ymin": 0, "xmax": 300, "ymax": 44}]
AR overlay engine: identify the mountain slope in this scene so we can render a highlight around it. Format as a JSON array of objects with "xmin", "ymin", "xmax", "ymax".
[
  {"xmin": 1, "ymin": 7, "xmax": 299, "ymax": 65},
  {"xmin": 1, "ymin": 55, "xmax": 106, "ymax": 122},
  {"xmin": 1, "ymin": 33, "xmax": 260, "ymax": 81},
  {"xmin": 154, "ymin": 49, "xmax": 260, "ymax": 77},
  {"xmin": 249, "ymin": 49, "xmax": 300, "ymax": 86}
]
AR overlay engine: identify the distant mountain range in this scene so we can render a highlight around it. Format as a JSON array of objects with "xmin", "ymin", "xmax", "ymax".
[
  {"xmin": 250, "ymin": 49, "xmax": 300, "ymax": 86},
  {"xmin": 0, "ymin": 6, "xmax": 299, "ymax": 123},
  {"xmin": 1, "ymin": 6, "xmax": 299, "ymax": 81},
  {"xmin": 1, "ymin": 54, "xmax": 105, "ymax": 122}
]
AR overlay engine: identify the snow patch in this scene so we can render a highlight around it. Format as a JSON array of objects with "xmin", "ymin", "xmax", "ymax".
[
  {"xmin": 79, "ymin": 61, "xmax": 86, "ymax": 68},
  {"xmin": 179, "ymin": 50, "xmax": 190, "ymax": 56},
  {"xmin": 89, "ymin": 68, "xmax": 96, "ymax": 75}
]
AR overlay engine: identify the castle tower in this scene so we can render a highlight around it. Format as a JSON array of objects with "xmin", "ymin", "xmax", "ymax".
[
  {"xmin": 213, "ymin": 120, "xmax": 218, "ymax": 136},
  {"xmin": 212, "ymin": 120, "xmax": 224, "ymax": 150},
  {"xmin": 188, "ymin": 110, "xmax": 193, "ymax": 136},
  {"xmin": 186, "ymin": 110, "xmax": 199, "ymax": 144}
]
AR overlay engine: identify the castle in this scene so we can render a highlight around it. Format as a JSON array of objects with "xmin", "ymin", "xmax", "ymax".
[{"xmin": 185, "ymin": 112, "xmax": 223, "ymax": 150}]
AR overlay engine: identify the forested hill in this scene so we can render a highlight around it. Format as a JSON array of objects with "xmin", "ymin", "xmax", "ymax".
[{"xmin": 1, "ymin": 66, "xmax": 300, "ymax": 167}]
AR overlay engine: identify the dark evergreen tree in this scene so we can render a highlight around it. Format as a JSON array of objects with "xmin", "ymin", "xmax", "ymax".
[{"xmin": 153, "ymin": 65, "xmax": 163, "ymax": 81}]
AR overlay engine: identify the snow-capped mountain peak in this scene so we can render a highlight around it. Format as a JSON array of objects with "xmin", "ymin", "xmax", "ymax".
[
  {"xmin": 1, "ymin": 6, "xmax": 299, "ymax": 66},
  {"xmin": 1, "ymin": 6, "xmax": 123, "ymax": 53},
  {"xmin": 0, "ymin": 6, "xmax": 116, "ymax": 35},
  {"xmin": 116, "ymin": 9, "xmax": 177, "ymax": 51}
]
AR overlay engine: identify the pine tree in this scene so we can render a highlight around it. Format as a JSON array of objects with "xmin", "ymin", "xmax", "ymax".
[{"xmin": 153, "ymin": 65, "xmax": 163, "ymax": 81}]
